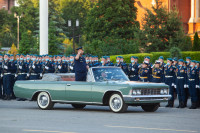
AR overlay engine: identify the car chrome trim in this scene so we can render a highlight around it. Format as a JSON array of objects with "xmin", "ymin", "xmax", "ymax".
[
  {"xmin": 52, "ymin": 100, "xmax": 103, "ymax": 105},
  {"xmin": 123, "ymin": 95, "xmax": 171, "ymax": 98}
]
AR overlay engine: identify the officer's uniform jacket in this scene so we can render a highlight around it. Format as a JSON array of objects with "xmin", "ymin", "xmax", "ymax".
[{"xmin": 128, "ymin": 63, "xmax": 139, "ymax": 79}]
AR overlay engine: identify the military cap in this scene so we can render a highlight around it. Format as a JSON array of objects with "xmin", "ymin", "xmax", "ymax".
[
  {"xmin": 186, "ymin": 57, "xmax": 191, "ymax": 60},
  {"xmin": 49, "ymin": 55, "xmax": 53, "ymax": 58},
  {"xmin": 167, "ymin": 58, "xmax": 173, "ymax": 61},
  {"xmin": 178, "ymin": 59, "xmax": 184, "ymax": 62},
  {"xmin": 102, "ymin": 56, "xmax": 107, "ymax": 59},
  {"xmin": 0, "ymin": 54, "xmax": 3, "ymax": 56},
  {"xmin": 10, "ymin": 54, "xmax": 14, "ymax": 57},
  {"xmin": 130, "ymin": 56, "xmax": 135, "ymax": 59},
  {"xmin": 134, "ymin": 56, "xmax": 138, "ymax": 59},
  {"xmin": 191, "ymin": 60, "xmax": 196, "ymax": 63},
  {"xmin": 5, "ymin": 54, "xmax": 10, "ymax": 57},
  {"xmin": 173, "ymin": 57, "xmax": 178, "ymax": 61},
  {"xmin": 16, "ymin": 54, "xmax": 21, "ymax": 56},
  {"xmin": 144, "ymin": 56, "xmax": 150, "ymax": 59},
  {"xmin": 159, "ymin": 56, "xmax": 164, "ymax": 60},
  {"xmin": 76, "ymin": 46, "xmax": 83, "ymax": 50},
  {"xmin": 196, "ymin": 61, "xmax": 200, "ymax": 63}
]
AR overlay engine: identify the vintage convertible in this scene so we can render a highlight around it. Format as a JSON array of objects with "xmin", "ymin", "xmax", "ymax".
[{"xmin": 14, "ymin": 67, "xmax": 171, "ymax": 113}]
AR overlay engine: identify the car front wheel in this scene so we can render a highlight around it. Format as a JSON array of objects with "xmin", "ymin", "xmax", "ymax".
[
  {"xmin": 109, "ymin": 93, "xmax": 128, "ymax": 113},
  {"xmin": 141, "ymin": 103, "xmax": 160, "ymax": 112},
  {"xmin": 37, "ymin": 92, "xmax": 54, "ymax": 110}
]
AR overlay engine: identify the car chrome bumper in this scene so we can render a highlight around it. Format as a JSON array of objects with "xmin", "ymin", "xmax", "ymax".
[{"xmin": 123, "ymin": 95, "xmax": 171, "ymax": 103}]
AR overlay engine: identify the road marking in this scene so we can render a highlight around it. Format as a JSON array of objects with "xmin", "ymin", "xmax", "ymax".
[
  {"xmin": 23, "ymin": 129, "xmax": 76, "ymax": 133},
  {"xmin": 104, "ymin": 125, "xmax": 198, "ymax": 133}
]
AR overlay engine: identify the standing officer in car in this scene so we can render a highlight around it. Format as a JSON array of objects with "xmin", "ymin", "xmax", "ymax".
[
  {"xmin": 128, "ymin": 56, "xmax": 139, "ymax": 81},
  {"xmin": 74, "ymin": 47, "xmax": 89, "ymax": 81}
]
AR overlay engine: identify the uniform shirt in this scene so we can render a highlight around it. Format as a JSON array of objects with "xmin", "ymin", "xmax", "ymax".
[
  {"xmin": 3, "ymin": 61, "xmax": 12, "ymax": 73},
  {"xmin": 187, "ymin": 67, "xmax": 199, "ymax": 85},
  {"xmin": 10, "ymin": 61, "xmax": 17, "ymax": 74},
  {"xmin": 175, "ymin": 66, "xmax": 187, "ymax": 83},
  {"xmin": 164, "ymin": 65, "xmax": 175, "ymax": 82},
  {"xmin": 152, "ymin": 67, "xmax": 163, "ymax": 78},
  {"xmin": 42, "ymin": 61, "xmax": 55, "ymax": 73},
  {"xmin": 106, "ymin": 61, "xmax": 114, "ymax": 66},
  {"xmin": 74, "ymin": 56, "xmax": 87, "ymax": 73},
  {"xmin": 68, "ymin": 62, "xmax": 75, "ymax": 73},
  {"xmin": 29, "ymin": 62, "xmax": 42, "ymax": 74},
  {"xmin": 55, "ymin": 61, "xmax": 68, "ymax": 73},
  {"xmin": 139, "ymin": 68, "xmax": 150, "ymax": 80},
  {"xmin": 128, "ymin": 63, "xmax": 139, "ymax": 77},
  {"xmin": 17, "ymin": 61, "xmax": 28, "ymax": 73}
]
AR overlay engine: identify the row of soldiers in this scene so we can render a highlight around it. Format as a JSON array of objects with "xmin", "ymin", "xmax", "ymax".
[
  {"xmin": 0, "ymin": 53, "xmax": 200, "ymax": 109},
  {"xmin": 109, "ymin": 56, "xmax": 199, "ymax": 109}
]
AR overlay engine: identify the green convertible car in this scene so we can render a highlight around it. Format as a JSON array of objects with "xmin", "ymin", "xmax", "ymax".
[{"xmin": 14, "ymin": 67, "xmax": 171, "ymax": 113}]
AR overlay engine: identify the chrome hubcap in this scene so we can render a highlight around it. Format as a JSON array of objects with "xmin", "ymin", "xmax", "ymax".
[
  {"xmin": 111, "ymin": 97, "xmax": 121, "ymax": 110},
  {"xmin": 39, "ymin": 95, "xmax": 48, "ymax": 106}
]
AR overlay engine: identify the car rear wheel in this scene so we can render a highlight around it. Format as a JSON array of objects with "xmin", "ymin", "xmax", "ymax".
[
  {"xmin": 109, "ymin": 93, "xmax": 128, "ymax": 113},
  {"xmin": 37, "ymin": 92, "xmax": 54, "ymax": 110},
  {"xmin": 141, "ymin": 103, "xmax": 160, "ymax": 112},
  {"xmin": 71, "ymin": 104, "xmax": 86, "ymax": 109}
]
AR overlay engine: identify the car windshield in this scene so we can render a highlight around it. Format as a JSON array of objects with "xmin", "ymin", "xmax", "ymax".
[{"xmin": 92, "ymin": 67, "xmax": 129, "ymax": 82}]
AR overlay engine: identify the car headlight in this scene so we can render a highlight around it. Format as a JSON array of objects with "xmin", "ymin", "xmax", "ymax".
[
  {"xmin": 160, "ymin": 89, "xmax": 164, "ymax": 95},
  {"xmin": 163, "ymin": 89, "xmax": 168, "ymax": 94},
  {"xmin": 132, "ymin": 90, "xmax": 137, "ymax": 95},
  {"xmin": 136, "ymin": 90, "xmax": 141, "ymax": 95}
]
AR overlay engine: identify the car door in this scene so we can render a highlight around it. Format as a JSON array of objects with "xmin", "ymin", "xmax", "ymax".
[{"xmin": 65, "ymin": 81, "xmax": 93, "ymax": 102}]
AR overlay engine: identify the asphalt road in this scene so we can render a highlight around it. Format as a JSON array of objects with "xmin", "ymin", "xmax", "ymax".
[{"xmin": 0, "ymin": 100, "xmax": 200, "ymax": 133}]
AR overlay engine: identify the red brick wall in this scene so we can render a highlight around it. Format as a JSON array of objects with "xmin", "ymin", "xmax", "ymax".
[{"xmin": 0, "ymin": 0, "xmax": 15, "ymax": 11}]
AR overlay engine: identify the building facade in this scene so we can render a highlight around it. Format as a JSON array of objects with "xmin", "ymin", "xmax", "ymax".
[
  {"xmin": 0, "ymin": 0, "xmax": 16, "ymax": 12},
  {"xmin": 135, "ymin": 0, "xmax": 200, "ymax": 39}
]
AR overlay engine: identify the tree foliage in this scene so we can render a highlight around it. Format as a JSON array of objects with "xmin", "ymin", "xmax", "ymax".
[
  {"xmin": 192, "ymin": 32, "xmax": 200, "ymax": 51},
  {"xmin": 84, "ymin": 0, "xmax": 139, "ymax": 56},
  {"xmin": 136, "ymin": 0, "xmax": 189, "ymax": 52}
]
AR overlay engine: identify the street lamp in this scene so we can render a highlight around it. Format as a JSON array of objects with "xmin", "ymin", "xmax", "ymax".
[
  {"xmin": 68, "ymin": 19, "xmax": 79, "ymax": 53},
  {"xmin": 14, "ymin": 12, "xmax": 24, "ymax": 49}
]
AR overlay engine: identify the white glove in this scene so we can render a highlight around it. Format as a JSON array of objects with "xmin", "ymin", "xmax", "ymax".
[
  {"xmin": 27, "ymin": 74, "xmax": 30, "ymax": 77},
  {"xmin": 186, "ymin": 85, "xmax": 189, "ymax": 88},
  {"xmin": 32, "ymin": 65, "xmax": 35, "ymax": 69},
  {"xmin": 174, "ymin": 85, "xmax": 176, "ymax": 88},
  {"xmin": 184, "ymin": 84, "xmax": 187, "ymax": 88},
  {"xmin": 172, "ymin": 83, "xmax": 174, "ymax": 86},
  {"xmin": 131, "ymin": 68, "xmax": 135, "ymax": 71},
  {"xmin": 1, "ymin": 74, "xmax": 3, "ymax": 77},
  {"xmin": 4, "ymin": 66, "xmax": 8, "ymax": 69},
  {"xmin": 58, "ymin": 65, "xmax": 61, "ymax": 69},
  {"xmin": 40, "ymin": 73, "xmax": 43, "ymax": 77},
  {"xmin": 29, "ymin": 66, "xmax": 31, "ymax": 68},
  {"xmin": 196, "ymin": 85, "xmax": 199, "ymax": 88},
  {"xmin": 15, "ymin": 74, "xmax": 18, "ymax": 77},
  {"xmin": 70, "ymin": 66, "xmax": 73, "ymax": 70},
  {"xmin": 45, "ymin": 66, "xmax": 49, "ymax": 70},
  {"xmin": 19, "ymin": 66, "xmax": 22, "ymax": 69}
]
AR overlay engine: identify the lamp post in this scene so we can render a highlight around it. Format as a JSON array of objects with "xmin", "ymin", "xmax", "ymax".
[
  {"xmin": 14, "ymin": 12, "xmax": 23, "ymax": 49},
  {"xmin": 68, "ymin": 19, "xmax": 79, "ymax": 53}
]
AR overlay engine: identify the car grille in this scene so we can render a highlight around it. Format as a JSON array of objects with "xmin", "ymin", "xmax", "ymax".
[{"xmin": 141, "ymin": 88, "xmax": 162, "ymax": 95}]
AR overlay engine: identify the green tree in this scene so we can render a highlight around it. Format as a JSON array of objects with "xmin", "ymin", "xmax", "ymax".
[
  {"xmin": 61, "ymin": 0, "xmax": 93, "ymax": 47},
  {"xmin": 136, "ymin": 0, "xmax": 188, "ymax": 52},
  {"xmin": 192, "ymin": 32, "xmax": 200, "ymax": 51},
  {"xmin": 19, "ymin": 30, "xmax": 36, "ymax": 54},
  {"xmin": 169, "ymin": 47, "xmax": 182, "ymax": 59},
  {"xmin": 84, "ymin": 0, "xmax": 139, "ymax": 56},
  {"xmin": 48, "ymin": 0, "xmax": 66, "ymax": 55},
  {"xmin": 0, "ymin": 9, "xmax": 17, "ymax": 47}
]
